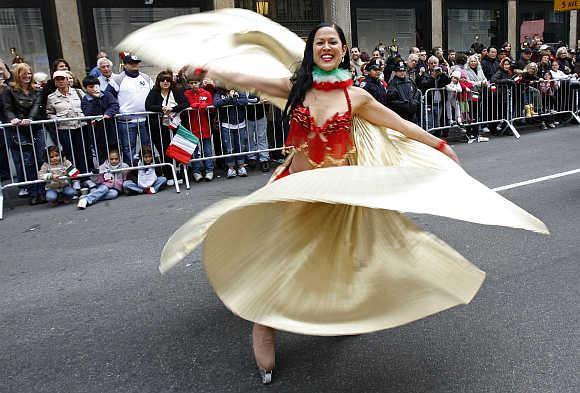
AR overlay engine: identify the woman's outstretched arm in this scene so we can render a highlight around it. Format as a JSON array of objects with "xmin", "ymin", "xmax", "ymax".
[
  {"xmin": 352, "ymin": 87, "xmax": 459, "ymax": 163},
  {"xmin": 187, "ymin": 66, "xmax": 292, "ymax": 101}
]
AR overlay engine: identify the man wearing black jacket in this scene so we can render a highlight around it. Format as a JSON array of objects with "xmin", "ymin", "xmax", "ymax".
[
  {"xmin": 481, "ymin": 47, "xmax": 500, "ymax": 80},
  {"xmin": 515, "ymin": 48, "xmax": 532, "ymax": 71},
  {"xmin": 360, "ymin": 60, "xmax": 388, "ymax": 107},
  {"xmin": 386, "ymin": 61, "xmax": 422, "ymax": 124}
]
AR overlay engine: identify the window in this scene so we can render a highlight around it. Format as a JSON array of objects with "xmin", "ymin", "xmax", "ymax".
[
  {"xmin": 0, "ymin": 8, "xmax": 49, "ymax": 73},
  {"xmin": 356, "ymin": 8, "xmax": 416, "ymax": 55},
  {"xmin": 519, "ymin": 6, "xmax": 567, "ymax": 45},
  {"xmin": 93, "ymin": 7, "xmax": 199, "ymax": 73},
  {"xmin": 447, "ymin": 8, "xmax": 502, "ymax": 51},
  {"xmin": 235, "ymin": 0, "xmax": 321, "ymax": 38}
]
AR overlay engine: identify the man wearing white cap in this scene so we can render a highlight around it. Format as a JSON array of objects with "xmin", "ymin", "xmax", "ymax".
[{"xmin": 106, "ymin": 54, "xmax": 154, "ymax": 165}]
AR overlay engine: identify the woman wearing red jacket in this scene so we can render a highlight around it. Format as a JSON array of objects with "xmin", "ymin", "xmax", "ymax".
[{"xmin": 185, "ymin": 80, "xmax": 214, "ymax": 182}]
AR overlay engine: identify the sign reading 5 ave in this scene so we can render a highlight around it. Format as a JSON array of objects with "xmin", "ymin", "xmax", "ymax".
[{"xmin": 555, "ymin": 0, "xmax": 580, "ymax": 11}]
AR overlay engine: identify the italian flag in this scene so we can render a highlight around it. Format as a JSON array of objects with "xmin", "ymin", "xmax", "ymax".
[
  {"xmin": 165, "ymin": 125, "xmax": 199, "ymax": 164},
  {"xmin": 65, "ymin": 163, "xmax": 80, "ymax": 178}
]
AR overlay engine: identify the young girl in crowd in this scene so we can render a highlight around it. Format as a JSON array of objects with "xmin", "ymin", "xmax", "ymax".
[
  {"xmin": 539, "ymin": 70, "xmax": 558, "ymax": 129},
  {"xmin": 77, "ymin": 148, "xmax": 128, "ymax": 209},
  {"xmin": 38, "ymin": 146, "xmax": 76, "ymax": 206},
  {"xmin": 445, "ymin": 70, "xmax": 463, "ymax": 126},
  {"xmin": 123, "ymin": 144, "xmax": 167, "ymax": 194},
  {"xmin": 458, "ymin": 71, "xmax": 474, "ymax": 125}
]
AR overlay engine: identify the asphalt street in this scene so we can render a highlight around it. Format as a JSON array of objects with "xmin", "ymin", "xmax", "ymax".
[{"xmin": 1, "ymin": 124, "xmax": 579, "ymax": 393}]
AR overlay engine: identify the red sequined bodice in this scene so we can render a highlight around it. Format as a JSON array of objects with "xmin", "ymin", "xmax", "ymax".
[{"xmin": 285, "ymin": 88, "xmax": 355, "ymax": 167}]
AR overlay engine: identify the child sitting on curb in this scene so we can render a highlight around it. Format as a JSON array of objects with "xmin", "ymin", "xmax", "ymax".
[
  {"xmin": 123, "ymin": 145, "xmax": 167, "ymax": 195},
  {"xmin": 77, "ymin": 148, "xmax": 128, "ymax": 209},
  {"xmin": 38, "ymin": 146, "xmax": 77, "ymax": 206}
]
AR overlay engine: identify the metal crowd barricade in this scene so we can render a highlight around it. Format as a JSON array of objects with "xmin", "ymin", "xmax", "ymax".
[
  {"xmin": 0, "ymin": 112, "xmax": 182, "ymax": 220},
  {"xmin": 4, "ymin": 83, "xmax": 580, "ymax": 219},
  {"xmin": 423, "ymin": 86, "xmax": 519, "ymax": 139},
  {"xmin": 508, "ymin": 78, "xmax": 580, "ymax": 128},
  {"xmin": 179, "ymin": 100, "xmax": 289, "ymax": 188}
]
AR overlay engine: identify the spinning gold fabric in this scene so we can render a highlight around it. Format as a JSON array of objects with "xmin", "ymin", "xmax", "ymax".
[
  {"xmin": 119, "ymin": 9, "xmax": 548, "ymax": 336},
  {"xmin": 159, "ymin": 119, "xmax": 547, "ymax": 335}
]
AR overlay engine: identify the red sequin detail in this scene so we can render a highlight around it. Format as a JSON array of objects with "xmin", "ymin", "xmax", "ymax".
[{"xmin": 285, "ymin": 88, "xmax": 354, "ymax": 167}]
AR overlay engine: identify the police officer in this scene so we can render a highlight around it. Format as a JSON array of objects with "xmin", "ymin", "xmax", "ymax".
[
  {"xmin": 361, "ymin": 59, "xmax": 388, "ymax": 107},
  {"xmin": 386, "ymin": 61, "xmax": 422, "ymax": 124}
]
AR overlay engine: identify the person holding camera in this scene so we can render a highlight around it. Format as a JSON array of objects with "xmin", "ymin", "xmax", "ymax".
[{"xmin": 417, "ymin": 56, "xmax": 451, "ymax": 132}]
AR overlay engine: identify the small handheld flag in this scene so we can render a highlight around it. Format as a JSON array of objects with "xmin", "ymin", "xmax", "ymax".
[{"xmin": 165, "ymin": 125, "xmax": 199, "ymax": 164}]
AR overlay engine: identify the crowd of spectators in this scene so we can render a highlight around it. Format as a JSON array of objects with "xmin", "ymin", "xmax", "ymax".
[
  {"xmin": 350, "ymin": 39, "xmax": 580, "ymax": 142},
  {"xmin": 0, "ymin": 51, "xmax": 272, "ymax": 209},
  {"xmin": 2, "ymin": 37, "xmax": 580, "ymax": 209}
]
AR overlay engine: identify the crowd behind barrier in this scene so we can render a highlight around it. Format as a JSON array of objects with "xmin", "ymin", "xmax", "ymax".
[
  {"xmin": 0, "ymin": 101, "xmax": 290, "ymax": 219},
  {"xmin": 3, "ymin": 40, "xmax": 580, "ymax": 219},
  {"xmin": 420, "ymin": 81, "xmax": 580, "ymax": 141},
  {"xmin": 2, "ymin": 83, "xmax": 580, "ymax": 219}
]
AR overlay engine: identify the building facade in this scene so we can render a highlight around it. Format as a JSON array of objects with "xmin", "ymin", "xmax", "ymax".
[{"xmin": 1, "ymin": 0, "xmax": 577, "ymax": 77}]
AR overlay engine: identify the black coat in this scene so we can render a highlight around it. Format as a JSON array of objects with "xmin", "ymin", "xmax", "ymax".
[
  {"xmin": 386, "ymin": 76, "xmax": 422, "ymax": 122},
  {"xmin": 2, "ymin": 86, "xmax": 41, "ymax": 121},
  {"xmin": 145, "ymin": 88, "xmax": 189, "ymax": 114},
  {"xmin": 361, "ymin": 76, "xmax": 388, "ymax": 107},
  {"xmin": 481, "ymin": 58, "xmax": 500, "ymax": 80},
  {"xmin": 557, "ymin": 58, "xmax": 573, "ymax": 74},
  {"xmin": 515, "ymin": 57, "xmax": 530, "ymax": 71},
  {"xmin": 490, "ymin": 69, "xmax": 515, "ymax": 101},
  {"xmin": 490, "ymin": 69, "xmax": 515, "ymax": 86},
  {"xmin": 417, "ymin": 71, "xmax": 451, "ymax": 93}
]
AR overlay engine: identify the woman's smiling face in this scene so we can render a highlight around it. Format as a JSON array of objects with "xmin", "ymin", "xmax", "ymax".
[{"xmin": 312, "ymin": 26, "xmax": 346, "ymax": 72}]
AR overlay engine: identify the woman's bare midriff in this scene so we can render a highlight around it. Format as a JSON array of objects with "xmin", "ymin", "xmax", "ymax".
[{"xmin": 288, "ymin": 150, "xmax": 348, "ymax": 174}]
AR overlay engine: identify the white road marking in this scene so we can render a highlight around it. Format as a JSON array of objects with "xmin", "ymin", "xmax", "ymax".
[{"xmin": 493, "ymin": 168, "xmax": 580, "ymax": 192}]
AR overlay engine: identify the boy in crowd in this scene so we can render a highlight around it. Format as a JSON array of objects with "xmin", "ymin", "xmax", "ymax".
[{"xmin": 81, "ymin": 75, "xmax": 120, "ymax": 165}]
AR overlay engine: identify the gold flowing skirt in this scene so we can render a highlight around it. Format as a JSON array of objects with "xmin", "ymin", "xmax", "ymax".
[{"xmin": 161, "ymin": 118, "xmax": 548, "ymax": 336}]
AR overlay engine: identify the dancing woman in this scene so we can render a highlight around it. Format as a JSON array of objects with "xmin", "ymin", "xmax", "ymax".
[
  {"xmin": 199, "ymin": 23, "xmax": 459, "ymax": 382},
  {"xmin": 119, "ymin": 10, "xmax": 547, "ymax": 385}
]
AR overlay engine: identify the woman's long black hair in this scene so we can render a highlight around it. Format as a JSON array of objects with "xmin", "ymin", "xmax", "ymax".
[{"xmin": 283, "ymin": 23, "xmax": 351, "ymax": 121}]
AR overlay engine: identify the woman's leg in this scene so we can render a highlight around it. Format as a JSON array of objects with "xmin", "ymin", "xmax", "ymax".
[{"xmin": 252, "ymin": 323, "xmax": 276, "ymax": 383}]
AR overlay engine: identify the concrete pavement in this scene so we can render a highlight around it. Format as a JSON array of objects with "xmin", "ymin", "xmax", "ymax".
[{"xmin": 1, "ymin": 124, "xmax": 579, "ymax": 392}]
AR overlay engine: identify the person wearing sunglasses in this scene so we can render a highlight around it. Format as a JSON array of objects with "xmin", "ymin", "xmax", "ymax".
[{"xmin": 145, "ymin": 70, "xmax": 189, "ymax": 178}]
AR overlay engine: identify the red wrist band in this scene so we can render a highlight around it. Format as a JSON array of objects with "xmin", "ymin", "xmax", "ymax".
[{"xmin": 436, "ymin": 140, "xmax": 447, "ymax": 152}]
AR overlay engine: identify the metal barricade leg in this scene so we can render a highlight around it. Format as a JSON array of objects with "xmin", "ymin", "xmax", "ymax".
[
  {"xmin": 0, "ymin": 185, "xmax": 3, "ymax": 220},
  {"xmin": 182, "ymin": 162, "xmax": 190, "ymax": 190}
]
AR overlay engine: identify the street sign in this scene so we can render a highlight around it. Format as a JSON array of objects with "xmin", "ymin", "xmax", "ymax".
[{"xmin": 554, "ymin": 0, "xmax": 580, "ymax": 11}]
